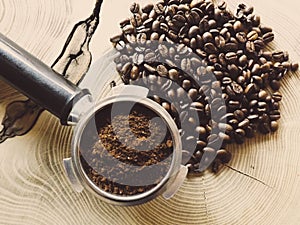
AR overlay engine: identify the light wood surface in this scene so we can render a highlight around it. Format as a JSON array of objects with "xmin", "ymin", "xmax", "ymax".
[{"xmin": 1, "ymin": 0, "xmax": 300, "ymax": 224}]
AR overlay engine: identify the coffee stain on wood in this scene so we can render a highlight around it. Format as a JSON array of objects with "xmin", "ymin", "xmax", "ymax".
[{"xmin": 0, "ymin": 0, "xmax": 103, "ymax": 143}]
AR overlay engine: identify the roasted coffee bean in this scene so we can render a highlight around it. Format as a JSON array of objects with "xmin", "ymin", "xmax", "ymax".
[
  {"xmin": 169, "ymin": 69, "xmax": 179, "ymax": 81},
  {"xmin": 190, "ymin": 0, "xmax": 203, "ymax": 8},
  {"xmin": 181, "ymin": 79, "xmax": 191, "ymax": 90},
  {"xmin": 144, "ymin": 64, "xmax": 156, "ymax": 73},
  {"xmin": 189, "ymin": 37, "xmax": 198, "ymax": 49},
  {"xmin": 202, "ymin": 32, "xmax": 214, "ymax": 43},
  {"xmin": 218, "ymin": 1, "xmax": 227, "ymax": 10},
  {"xmin": 236, "ymin": 32, "xmax": 247, "ymax": 43},
  {"xmin": 148, "ymin": 74, "xmax": 158, "ymax": 84},
  {"xmin": 195, "ymin": 126, "xmax": 207, "ymax": 136},
  {"xmin": 251, "ymin": 64, "xmax": 261, "ymax": 75},
  {"xmin": 247, "ymin": 30, "xmax": 259, "ymax": 41},
  {"xmin": 216, "ymin": 149, "xmax": 232, "ymax": 163},
  {"xmin": 142, "ymin": 3, "xmax": 154, "ymax": 13},
  {"xmin": 156, "ymin": 64, "xmax": 168, "ymax": 77},
  {"xmin": 231, "ymin": 82, "xmax": 243, "ymax": 94},
  {"xmin": 269, "ymin": 114, "xmax": 281, "ymax": 121},
  {"xmin": 270, "ymin": 80, "xmax": 281, "ymax": 91},
  {"xmin": 130, "ymin": 14, "xmax": 143, "ymax": 27},
  {"xmin": 225, "ymin": 52, "xmax": 238, "ymax": 63},
  {"xmin": 234, "ymin": 110, "xmax": 245, "ymax": 121},
  {"xmin": 204, "ymin": 43, "xmax": 217, "ymax": 54},
  {"xmin": 291, "ymin": 63, "xmax": 299, "ymax": 72},
  {"xmin": 227, "ymin": 64, "xmax": 239, "ymax": 79},
  {"xmin": 119, "ymin": 18, "xmax": 131, "ymax": 28},
  {"xmin": 245, "ymin": 83, "xmax": 257, "ymax": 96},
  {"xmin": 145, "ymin": 52, "xmax": 157, "ymax": 62},
  {"xmin": 185, "ymin": 11, "xmax": 199, "ymax": 25},
  {"xmin": 178, "ymin": 25, "xmax": 189, "ymax": 38},
  {"xmin": 207, "ymin": 54, "xmax": 217, "ymax": 64},
  {"xmin": 199, "ymin": 18, "xmax": 210, "ymax": 33},
  {"xmin": 136, "ymin": 33, "xmax": 147, "ymax": 44},
  {"xmin": 252, "ymin": 14, "xmax": 261, "ymax": 26},
  {"xmin": 178, "ymin": 3, "xmax": 189, "ymax": 12},
  {"xmin": 258, "ymin": 90, "xmax": 268, "ymax": 100},
  {"xmin": 160, "ymin": 23, "xmax": 169, "ymax": 33},
  {"xmin": 214, "ymin": 35, "xmax": 225, "ymax": 49},
  {"xmin": 123, "ymin": 25, "xmax": 135, "ymax": 35},
  {"xmin": 238, "ymin": 55, "xmax": 247, "ymax": 67},
  {"xmin": 233, "ymin": 21, "xmax": 243, "ymax": 32},
  {"xmin": 270, "ymin": 121, "xmax": 279, "ymax": 132},
  {"xmin": 188, "ymin": 88, "xmax": 198, "ymax": 101},
  {"xmin": 130, "ymin": 66, "xmax": 139, "ymax": 80},
  {"xmin": 262, "ymin": 32, "xmax": 274, "ymax": 44},
  {"xmin": 205, "ymin": 2, "xmax": 214, "ymax": 14},
  {"xmin": 234, "ymin": 128, "xmax": 246, "ymax": 144},
  {"xmin": 281, "ymin": 61, "xmax": 291, "ymax": 70},
  {"xmin": 152, "ymin": 20, "xmax": 160, "ymax": 32},
  {"xmin": 260, "ymin": 25, "xmax": 272, "ymax": 34},
  {"xmin": 173, "ymin": 14, "xmax": 186, "ymax": 25},
  {"xmin": 110, "ymin": 35, "xmax": 123, "ymax": 44},
  {"xmin": 150, "ymin": 32, "xmax": 159, "ymax": 41},
  {"xmin": 258, "ymin": 122, "xmax": 271, "ymax": 134},
  {"xmin": 245, "ymin": 41, "xmax": 255, "ymax": 53},
  {"xmin": 181, "ymin": 58, "xmax": 192, "ymax": 72},
  {"xmin": 254, "ymin": 39, "xmax": 265, "ymax": 51},
  {"xmin": 154, "ymin": 3, "xmax": 165, "ymax": 14},
  {"xmin": 188, "ymin": 26, "xmax": 200, "ymax": 38},
  {"xmin": 220, "ymin": 27, "xmax": 230, "ymax": 40},
  {"xmin": 238, "ymin": 119, "xmax": 250, "ymax": 129},
  {"xmin": 162, "ymin": 102, "xmax": 171, "ymax": 112},
  {"xmin": 223, "ymin": 43, "xmax": 238, "ymax": 52},
  {"xmin": 272, "ymin": 92, "xmax": 282, "ymax": 102},
  {"xmin": 168, "ymin": 31, "xmax": 179, "ymax": 41},
  {"xmin": 272, "ymin": 51, "xmax": 285, "ymax": 62}
]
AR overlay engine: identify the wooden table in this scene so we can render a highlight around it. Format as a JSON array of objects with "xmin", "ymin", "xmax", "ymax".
[{"xmin": 0, "ymin": 0, "xmax": 300, "ymax": 224}]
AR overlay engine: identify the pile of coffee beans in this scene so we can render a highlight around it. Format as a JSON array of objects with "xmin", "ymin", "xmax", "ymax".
[
  {"xmin": 110, "ymin": 0, "xmax": 298, "ymax": 173},
  {"xmin": 81, "ymin": 105, "xmax": 173, "ymax": 196}
]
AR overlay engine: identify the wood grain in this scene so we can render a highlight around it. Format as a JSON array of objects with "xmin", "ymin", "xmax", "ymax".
[{"xmin": 1, "ymin": 0, "xmax": 300, "ymax": 224}]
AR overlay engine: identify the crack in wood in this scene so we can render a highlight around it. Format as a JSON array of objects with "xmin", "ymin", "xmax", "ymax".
[
  {"xmin": 202, "ymin": 176, "xmax": 210, "ymax": 224},
  {"xmin": 225, "ymin": 164, "xmax": 273, "ymax": 188},
  {"xmin": 0, "ymin": 0, "xmax": 103, "ymax": 143}
]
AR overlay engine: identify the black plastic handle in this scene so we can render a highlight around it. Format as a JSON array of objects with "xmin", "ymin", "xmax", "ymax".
[{"xmin": 0, "ymin": 33, "xmax": 90, "ymax": 125}]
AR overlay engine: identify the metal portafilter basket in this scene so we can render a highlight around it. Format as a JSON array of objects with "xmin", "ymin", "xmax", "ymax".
[{"xmin": 0, "ymin": 33, "xmax": 188, "ymax": 206}]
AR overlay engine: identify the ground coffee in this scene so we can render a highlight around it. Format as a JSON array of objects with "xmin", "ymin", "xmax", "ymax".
[{"xmin": 80, "ymin": 103, "xmax": 173, "ymax": 196}]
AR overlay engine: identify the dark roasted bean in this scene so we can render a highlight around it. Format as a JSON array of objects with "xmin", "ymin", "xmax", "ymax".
[
  {"xmin": 204, "ymin": 43, "xmax": 217, "ymax": 54},
  {"xmin": 169, "ymin": 69, "xmax": 179, "ymax": 81},
  {"xmin": 233, "ymin": 21, "xmax": 243, "ymax": 32},
  {"xmin": 218, "ymin": 1, "xmax": 227, "ymax": 10},
  {"xmin": 216, "ymin": 149, "xmax": 232, "ymax": 163},
  {"xmin": 270, "ymin": 80, "xmax": 281, "ymax": 91},
  {"xmin": 247, "ymin": 30, "xmax": 259, "ymax": 41},
  {"xmin": 225, "ymin": 52, "xmax": 238, "ymax": 63},
  {"xmin": 270, "ymin": 121, "xmax": 279, "ymax": 132},
  {"xmin": 272, "ymin": 92, "xmax": 282, "ymax": 102},
  {"xmin": 260, "ymin": 25, "xmax": 272, "ymax": 34},
  {"xmin": 188, "ymin": 26, "xmax": 200, "ymax": 38},
  {"xmin": 262, "ymin": 32, "xmax": 274, "ymax": 44},
  {"xmin": 142, "ymin": 4, "xmax": 154, "ymax": 13},
  {"xmin": 203, "ymin": 32, "xmax": 214, "ymax": 43},
  {"xmin": 291, "ymin": 63, "xmax": 299, "ymax": 72}
]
